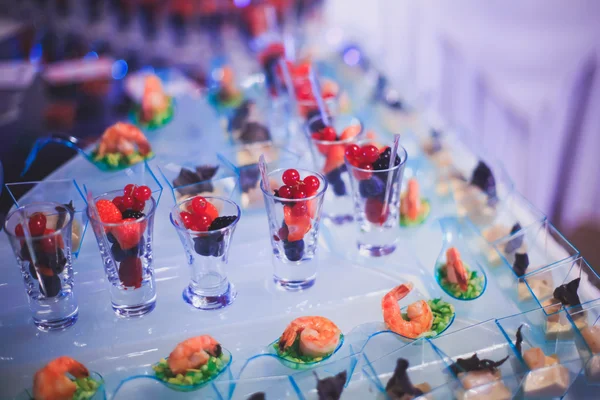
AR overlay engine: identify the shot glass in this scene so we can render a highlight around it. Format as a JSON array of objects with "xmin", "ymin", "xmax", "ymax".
[
  {"xmin": 170, "ymin": 196, "xmax": 241, "ymax": 310},
  {"xmin": 304, "ymin": 113, "xmax": 365, "ymax": 224},
  {"xmin": 4, "ymin": 202, "xmax": 78, "ymax": 331},
  {"xmin": 87, "ymin": 190, "xmax": 157, "ymax": 318},
  {"xmin": 261, "ymin": 168, "xmax": 328, "ymax": 290},
  {"xmin": 345, "ymin": 140, "xmax": 408, "ymax": 256}
]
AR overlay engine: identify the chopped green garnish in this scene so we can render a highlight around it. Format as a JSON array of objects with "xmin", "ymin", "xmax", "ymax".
[
  {"xmin": 154, "ymin": 353, "xmax": 229, "ymax": 388},
  {"xmin": 400, "ymin": 199, "xmax": 431, "ymax": 227},
  {"xmin": 72, "ymin": 376, "xmax": 100, "ymax": 400},
  {"xmin": 273, "ymin": 334, "xmax": 342, "ymax": 364},
  {"xmin": 436, "ymin": 263, "xmax": 484, "ymax": 300}
]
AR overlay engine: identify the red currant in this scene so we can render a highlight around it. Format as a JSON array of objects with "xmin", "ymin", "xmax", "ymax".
[
  {"xmin": 192, "ymin": 196, "xmax": 208, "ymax": 215},
  {"xmin": 133, "ymin": 185, "xmax": 152, "ymax": 202},
  {"xmin": 132, "ymin": 198, "xmax": 145, "ymax": 212},
  {"xmin": 291, "ymin": 186, "xmax": 307, "ymax": 200},
  {"xmin": 180, "ymin": 211, "xmax": 194, "ymax": 229},
  {"xmin": 124, "ymin": 184, "xmax": 136, "ymax": 196},
  {"xmin": 292, "ymin": 202, "xmax": 308, "ymax": 216},
  {"xmin": 353, "ymin": 163, "xmax": 373, "ymax": 180},
  {"xmin": 39, "ymin": 232, "xmax": 58, "ymax": 254},
  {"xmin": 361, "ymin": 145, "xmax": 380, "ymax": 164},
  {"xmin": 320, "ymin": 126, "xmax": 337, "ymax": 141},
  {"xmin": 112, "ymin": 196, "xmax": 125, "ymax": 211},
  {"xmin": 345, "ymin": 144, "xmax": 360, "ymax": 161},
  {"xmin": 282, "ymin": 169, "xmax": 300, "ymax": 186},
  {"xmin": 28, "ymin": 213, "xmax": 47, "ymax": 237},
  {"xmin": 122, "ymin": 195, "xmax": 134, "ymax": 209},
  {"xmin": 278, "ymin": 185, "xmax": 293, "ymax": 199},
  {"xmin": 193, "ymin": 214, "xmax": 212, "ymax": 231},
  {"xmin": 303, "ymin": 175, "xmax": 320, "ymax": 194},
  {"xmin": 15, "ymin": 224, "xmax": 24, "ymax": 237}
]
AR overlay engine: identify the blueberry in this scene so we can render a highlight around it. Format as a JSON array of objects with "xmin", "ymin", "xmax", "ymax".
[
  {"xmin": 325, "ymin": 167, "xmax": 343, "ymax": 185},
  {"xmin": 359, "ymin": 176, "xmax": 384, "ymax": 198},
  {"xmin": 40, "ymin": 274, "xmax": 61, "ymax": 297},
  {"xmin": 332, "ymin": 181, "xmax": 347, "ymax": 196},
  {"xmin": 106, "ymin": 232, "xmax": 117, "ymax": 244},
  {"xmin": 284, "ymin": 239, "xmax": 305, "ymax": 262},
  {"xmin": 513, "ymin": 253, "xmax": 529, "ymax": 277},
  {"xmin": 307, "ymin": 110, "xmax": 327, "ymax": 132},
  {"xmin": 193, "ymin": 236, "xmax": 223, "ymax": 257},
  {"xmin": 111, "ymin": 239, "xmax": 143, "ymax": 262}
]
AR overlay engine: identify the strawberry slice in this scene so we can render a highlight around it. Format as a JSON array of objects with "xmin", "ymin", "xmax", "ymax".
[
  {"xmin": 284, "ymin": 206, "xmax": 312, "ymax": 242},
  {"xmin": 112, "ymin": 218, "xmax": 146, "ymax": 250},
  {"xmin": 95, "ymin": 199, "xmax": 123, "ymax": 224},
  {"xmin": 119, "ymin": 257, "xmax": 142, "ymax": 288},
  {"xmin": 323, "ymin": 144, "xmax": 345, "ymax": 174}
]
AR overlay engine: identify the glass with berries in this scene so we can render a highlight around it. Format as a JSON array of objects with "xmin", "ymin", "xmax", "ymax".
[
  {"xmin": 345, "ymin": 140, "xmax": 408, "ymax": 256},
  {"xmin": 260, "ymin": 168, "xmax": 328, "ymax": 290},
  {"xmin": 4, "ymin": 202, "xmax": 79, "ymax": 331},
  {"xmin": 170, "ymin": 196, "xmax": 241, "ymax": 309},
  {"xmin": 87, "ymin": 184, "xmax": 157, "ymax": 318},
  {"xmin": 286, "ymin": 61, "xmax": 341, "ymax": 121},
  {"xmin": 305, "ymin": 114, "xmax": 364, "ymax": 224}
]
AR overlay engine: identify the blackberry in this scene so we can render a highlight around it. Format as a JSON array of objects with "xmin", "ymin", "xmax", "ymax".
[
  {"xmin": 513, "ymin": 253, "xmax": 529, "ymax": 277},
  {"xmin": 122, "ymin": 209, "xmax": 145, "ymax": 219},
  {"xmin": 209, "ymin": 216, "xmax": 238, "ymax": 231},
  {"xmin": 307, "ymin": 109, "xmax": 327, "ymax": 133},
  {"xmin": 372, "ymin": 147, "xmax": 401, "ymax": 171}
]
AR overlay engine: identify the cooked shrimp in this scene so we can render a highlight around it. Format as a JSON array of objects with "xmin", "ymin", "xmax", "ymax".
[
  {"xmin": 400, "ymin": 178, "xmax": 421, "ymax": 221},
  {"xmin": 33, "ymin": 356, "xmax": 89, "ymax": 400},
  {"xmin": 141, "ymin": 75, "xmax": 169, "ymax": 120},
  {"xmin": 382, "ymin": 283, "xmax": 433, "ymax": 338},
  {"xmin": 279, "ymin": 316, "xmax": 341, "ymax": 358},
  {"xmin": 168, "ymin": 335, "xmax": 222, "ymax": 375},
  {"xmin": 96, "ymin": 122, "xmax": 151, "ymax": 158},
  {"xmin": 218, "ymin": 66, "xmax": 241, "ymax": 100},
  {"xmin": 445, "ymin": 247, "xmax": 469, "ymax": 292}
]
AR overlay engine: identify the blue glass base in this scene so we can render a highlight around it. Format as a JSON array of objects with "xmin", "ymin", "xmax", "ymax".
[
  {"xmin": 357, "ymin": 243, "xmax": 396, "ymax": 257},
  {"xmin": 34, "ymin": 311, "xmax": 78, "ymax": 332},
  {"xmin": 273, "ymin": 275, "xmax": 316, "ymax": 291},
  {"xmin": 183, "ymin": 283, "xmax": 237, "ymax": 310},
  {"xmin": 112, "ymin": 301, "xmax": 156, "ymax": 318}
]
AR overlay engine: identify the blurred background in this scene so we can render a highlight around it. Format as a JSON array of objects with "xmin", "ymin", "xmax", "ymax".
[{"xmin": 0, "ymin": 0, "xmax": 598, "ymax": 265}]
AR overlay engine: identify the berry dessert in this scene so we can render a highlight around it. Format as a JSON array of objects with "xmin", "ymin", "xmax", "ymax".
[
  {"xmin": 345, "ymin": 142, "xmax": 402, "ymax": 225},
  {"xmin": 308, "ymin": 122, "xmax": 362, "ymax": 197},
  {"xmin": 289, "ymin": 61, "xmax": 340, "ymax": 119},
  {"xmin": 29, "ymin": 356, "xmax": 103, "ymax": 400},
  {"xmin": 152, "ymin": 335, "xmax": 231, "ymax": 390},
  {"xmin": 15, "ymin": 207, "xmax": 73, "ymax": 298},
  {"xmin": 94, "ymin": 184, "xmax": 153, "ymax": 288},
  {"xmin": 400, "ymin": 178, "xmax": 430, "ymax": 227},
  {"xmin": 92, "ymin": 122, "xmax": 154, "ymax": 170},
  {"xmin": 273, "ymin": 316, "xmax": 343, "ymax": 365},
  {"xmin": 207, "ymin": 66, "xmax": 244, "ymax": 110},
  {"xmin": 228, "ymin": 100, "xmax": 272, "ymax": 145},
  {"xmin": 258, "ymin": 42, "xmax": 286, "ymax": 96},
  {"xmin": 435, "ymin": 248, "xmax": 484, "ymax": 300},
  {"xmin": 43, "ymin": 200, "xmax": 83, "ymax": 253},
  {"xmin": 270, "ymin": 169, "xmax": 322, "ymax": 262},
  {"xmin": 131, "ymin": 74, "xmax": 174, "ymax": 129},
  {"xmin": 176, "ymin": 196, "xmax": 239, "ymax": 258}
]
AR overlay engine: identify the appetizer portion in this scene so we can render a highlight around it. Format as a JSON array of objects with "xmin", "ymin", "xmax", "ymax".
[
  {"xmin": 436, "ymin": 248, "xmax": 484, "ymax": 300},
  {"xmin": 135, "ymin": 74, "xmax": 174, "ymax": 128},
  {"xmin": 274, "ymin": 316, "xmax": 342, "ymax": 364},
  {"xmin": 400, "ymin": 178, "xmax": 430, "ymax": 227},
  {"xmin": 228, "ymin": 100, "xmax": 271, "ymax": 144},
  {"xmin": 32, "ymin": 356, "xmax": 101, "ymax": 400},
  {"xmin": 315, "ymin": 370, "xmax": 347, "ymax": 400},
  {"xmin": 450, "ymin": 354, "xmax": 511, "ymax": 400},
  {"xmin": 153, "ymin": 335, "xmax": 230, "ymax": 389},
  {"xmin": 177, "ymin": 195, "xmax": 239, "ymax": 257},
  {"xmin": 208, "ymin": 66, "xmax": 244, "ymax": 109},
  {"xmin": 93, "ymin": 123, "xmax": 153, "ymax": 170},
  {"xmin": 482, "ymin": 222, "xmax": 523, "ymax": 265},
  {"xmin": 422, "ymin": 129, "xmax": 452, "ymax": 169},
  {"xmin": 516, "ymin": 325, "xmax": 571, "ymax": 398},
  {"xmin": 382, "ymin": 283, "xmax": 455, "ymax": 339},
  {"xmin": 452, "ymin": 161, "xmax": 498, "ymax": 225},
  {"xmin": 543, "ymin": 278, "xmax": 588, "ymax": 339},
  {"xmin": 581, "ymin": 325, "xmax": 600, "ymax": 380},
  {"xmin": 386, "ymin": 358, "xmax": 432, "ymax": 400}
]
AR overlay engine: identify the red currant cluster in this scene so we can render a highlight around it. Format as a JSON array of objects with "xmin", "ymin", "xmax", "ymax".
[
  {"xmin": 179, "ymin": 196, "xmax": 220, "ymax": 232},
  {"xmin": 111, "ymin": 184, "xmax": 152, "ymax": 213},
  {"xmin": 276, "ymin": 169, "xmax": 320, "ymax": 217},
  {"xmin": 345, "ymin": 144, "xmax": 384, "ymax": 180}
]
